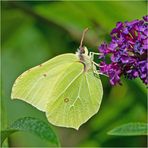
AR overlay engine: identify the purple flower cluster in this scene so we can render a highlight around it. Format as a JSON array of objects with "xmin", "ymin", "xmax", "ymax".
[{"xmin": 98, "ymin": 16, "xmax": 148, "ymax": 85}]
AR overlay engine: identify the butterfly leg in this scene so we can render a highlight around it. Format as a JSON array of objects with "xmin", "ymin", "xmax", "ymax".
[
  {"xmin": 89, "ymin": 52, "xmax": 102, "ymax": 57},
  {"xmin": 89, "ymin": 52, "xmax": 109, "ymax": 78},
  {"xmin": 89, "ymin": 52, "xmax": 101, "ymax": 69},
  {"xmin": 89, "ymin": 52, "xmax": 94, "ymax": 61},
  {"xmin": 89, "ymin": 52, "xmax": 102, "ymax": 62},
  {"xmin": 89, "ymin": 52, "xmax": 100, "ymax": 77},
  {"xmin": 93, "ymin": 68, "xmax": 109, "ymax": 78}
]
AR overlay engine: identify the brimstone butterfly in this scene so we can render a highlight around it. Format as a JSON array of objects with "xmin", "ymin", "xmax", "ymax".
[{"xmin": 11, "ymin": 29, "xmax": 103, "ymax": 130}]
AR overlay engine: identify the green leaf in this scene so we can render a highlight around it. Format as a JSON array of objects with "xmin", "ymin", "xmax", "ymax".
[
  {"xmin": 1, "ymin": 129, "xmax": 17, "ymax": 144},
  {"xmin": 1, "ymin": 117, "xmax": 60, "ymax": 146},
  {"xmin": 108, "ymin": 122, "xmax": 148, "ymax": 136}
]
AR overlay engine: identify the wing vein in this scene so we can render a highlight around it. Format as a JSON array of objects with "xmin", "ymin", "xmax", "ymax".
[
  {"xmin": 85, "ymin": 74, "xmax": 94, "ymax": 106},
  {"xmin": 70, "ymin": 76, "xmax": 83, "ymax": 108},
  {"xmin": 53, "ymin": 68, "xmax": 83, "ymax": 102}
]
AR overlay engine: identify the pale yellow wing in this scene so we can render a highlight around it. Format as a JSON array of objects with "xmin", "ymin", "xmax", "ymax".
[
  {"xmin": 45, "ymin": 63, "xmax": 103, "ymax": 130},
  {"xmin": 11, "ymin": 54, "xmax": 79, "ymax": 111}
]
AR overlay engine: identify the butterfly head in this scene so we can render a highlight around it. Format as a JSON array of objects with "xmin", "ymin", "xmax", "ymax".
[
  {"xmin": 76, "ymin": 46, "xmax": 88, "ymax": 56},
  {"xmin": 76, "ymin": 46, "xmax": 92, "ymax": 72}
]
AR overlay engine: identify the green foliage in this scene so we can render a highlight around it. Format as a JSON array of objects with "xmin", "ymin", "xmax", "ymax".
[
  {"xmin": 1, "ymin": 117, "xmax": 60, "ymax": 147},
  {"xmin": 108, "ymin": 123, "xmax": 148, "ymax": 136},
  {"xmin": 1, "ymin": 130, "xmax": 17, "ymax": 145}
]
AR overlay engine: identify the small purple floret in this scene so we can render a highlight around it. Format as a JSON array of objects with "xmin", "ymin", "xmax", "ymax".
[{"xmin": 98, "ymin": 16, "xmax": 148, "ymax": 85}]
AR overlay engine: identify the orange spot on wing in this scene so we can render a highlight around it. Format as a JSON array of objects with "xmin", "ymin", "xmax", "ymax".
[
  {"xmin": 43, "ymin": 73, "xmax": 47, "ymax": 77},
  {"xmin": 64, "ymin": 98, "xmax": 69, "ymax": 103}
]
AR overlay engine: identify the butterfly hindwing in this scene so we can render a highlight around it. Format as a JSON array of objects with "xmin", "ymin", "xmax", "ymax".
[{"xmin": 46, "ymin": 64, "xmax": 103, "ymax": 129}]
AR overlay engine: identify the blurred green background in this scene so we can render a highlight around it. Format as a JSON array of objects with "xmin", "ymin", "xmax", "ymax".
[{"xmin": 1, "ymin": 1, "xmax": 147, "ymax": 147}]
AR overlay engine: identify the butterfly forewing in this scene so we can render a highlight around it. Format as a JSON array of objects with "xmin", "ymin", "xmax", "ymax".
[{"xmin": 11, "ymin": 54, "xmax": 78, "ymax": 111}]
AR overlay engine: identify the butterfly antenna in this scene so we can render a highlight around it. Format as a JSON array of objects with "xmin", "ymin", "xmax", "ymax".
[{"xmin": 79, "ymin": 28, "xmax": 88, "ymax": 53}]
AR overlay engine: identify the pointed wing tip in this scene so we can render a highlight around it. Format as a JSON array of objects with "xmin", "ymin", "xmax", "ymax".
[
  {"xmin": 11, "ymin": 83, "xmax": 16, "ymax": 99},
  {"xmin": 47, "ymin": 118, "xmax": 81, "ymax": 130},
  {"xmin": 70, "ymin": 125, "xmax": 81, "ymax": 130},
  {"xmin": 61, "ymin": 125, "xmax": 80, "ymax": 130},
  {"xmin": 65, "ymin": 124, "xmax": 81, "ymax": 130},
  {"xmin": 11, "ymin": 88, "xmax": 16, "ymax": 100},
  {"xmin": 75, "ymin": 126, "xmax": 80, "ymax": 130},
  {"xmin": 11, "ymin": 91, "xmax": 14, "ymax": 99},
  {"xmin": 11, "ymin": 93, "xmax": 18, "ymax": 100}
]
